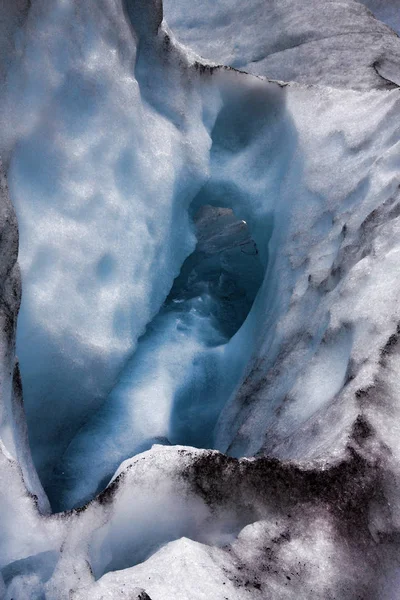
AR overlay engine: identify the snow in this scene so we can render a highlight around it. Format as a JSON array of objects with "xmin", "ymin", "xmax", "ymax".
[{"xmin": 0, "ymin": 0, "xmax": 400, "ymax": 597}]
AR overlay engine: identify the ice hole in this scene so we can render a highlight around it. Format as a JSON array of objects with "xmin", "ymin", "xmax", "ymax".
[
  {"xmin": 169, "ymin": 205, "xmax": 263, "ymax": 340},
  {"xmin": 49, "ymin": 204, "xmax": 265, "ymax": 511},
  {"xmin": 165, "ymin": 204, "xmax": 265, "ymax": 445}
]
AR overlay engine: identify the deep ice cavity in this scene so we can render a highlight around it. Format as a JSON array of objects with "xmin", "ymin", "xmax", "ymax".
[
  {"xmin": 169, "ymin": 205, "xmax": 264, "ymax": 340},
  {"xmin": 50, "ymin": 206, "xmax": 264, "ymax": 511}
]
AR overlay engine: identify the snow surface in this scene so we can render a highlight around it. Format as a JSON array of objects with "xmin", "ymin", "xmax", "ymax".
[{"xmin": 0, "ymin": 0, "xmax": 400, "ymax": 598}]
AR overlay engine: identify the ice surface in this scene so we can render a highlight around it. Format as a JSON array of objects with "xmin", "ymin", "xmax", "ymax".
[
  {"xmin": 215, "ymin": 83, "xmax": 400, "ymax": 460},
  {"xmin": 29, "ymin": 443, "xmax": 391, "ymax": 599},
  {"xmin": 0, "ymin": 160, "xmax": 50, "ymax": 514},
  {"xmin": 0, "ymin": 0, "xmax": 30, "ymax": 82},
  {"xmin": 163, "ymin": 0, "xmax": 400, "ymax": 89},
  {"xmin": 0, "ymin": 0, "xmax": 400, "ymax": 598}
]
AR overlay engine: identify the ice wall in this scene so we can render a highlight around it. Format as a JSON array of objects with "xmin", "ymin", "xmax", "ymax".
[
  {"xmin": 4, "ymin": 0, "xmax": 212, "ymax": 491},
  {"xmin": 0, "ymin": 159, "xmax": 49, "ymax": 515}
]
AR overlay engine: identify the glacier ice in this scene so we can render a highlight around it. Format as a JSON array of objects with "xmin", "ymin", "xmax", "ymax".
[
  {"xmin": 52, "ymin": 205, "xmax": 265, "ymax": 510},
  {"xmin": 0, "ymin": 0, "xmax": 400, "ymax": 598},
  {"xmin": 163, "ymin": 0, "xmax": 400, "ymax": 89},
  {"xmin": 5, "ymin": 0, "xmax": 212, "ymax": 493}
]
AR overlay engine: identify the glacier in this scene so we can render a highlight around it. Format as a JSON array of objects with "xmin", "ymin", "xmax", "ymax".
[{"xmin": 0, "ymin": 0, "xmax": 400, "ymax": 598}]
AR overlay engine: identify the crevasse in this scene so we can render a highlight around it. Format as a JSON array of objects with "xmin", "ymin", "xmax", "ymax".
[
  {"xmin": 51, "ymin": 204, "xmax": 265, "ymax": 510},
  {"xmin": 4, "ymin": 0, "xmax": 289, "ymax": 512}
]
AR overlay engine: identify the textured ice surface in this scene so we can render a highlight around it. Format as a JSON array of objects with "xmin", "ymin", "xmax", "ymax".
[
  {"xmin": 0, "ymin": 0, "xmax": 30, "ymax": 81},
  {"xmin": 4, "ymin": 0, "xmax": 212, "ymax": 492},
  {"xmin": 163, "ymin": 0, "xmax": 400, "ymax": 89},
  {"xmin": 1, "ymin": 0, "xmax": 400, "ymax": 598}
]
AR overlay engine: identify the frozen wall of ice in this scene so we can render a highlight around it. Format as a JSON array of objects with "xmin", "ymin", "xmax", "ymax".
[
  {"xmin": 3, "ymin": 0, "xmax": 213, "ymax": 493},
  {"xmin": 215, "ymin": 83, "xmax": 400, "ymax": 460},
  {"xmin": 0, "ymin": 160, "xmax": 49, "ymax": 515}
]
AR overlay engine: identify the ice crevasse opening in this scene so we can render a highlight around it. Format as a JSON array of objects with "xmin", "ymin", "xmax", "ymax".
[
  {"xmin": 2, "ymin": 0, "xmax": 399, "ymax": 524},
  {"xmin": 2, "ymin": 0, "xmax": 283, "ymax": 512},
  {"xmin": 50, "ymin": 201, "xmax": 268, "ymax": 511},
  {"xmin": 2, "ymin": 0, "xmax": 400, "ymax": 597}
]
